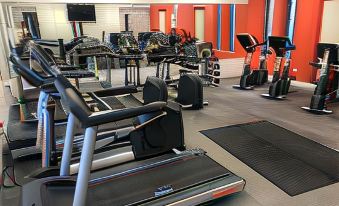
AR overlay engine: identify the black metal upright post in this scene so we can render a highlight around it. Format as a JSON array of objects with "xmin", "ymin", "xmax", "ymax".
[
  {"xmin": 125, "ymin": 14, "xmax": 129, "ymax": 31},
  {"xmin": 58, "ymin": 39, "xmax": 66, "ymax": 61}
]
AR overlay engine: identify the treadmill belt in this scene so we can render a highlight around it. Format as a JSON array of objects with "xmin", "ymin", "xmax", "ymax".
[
  {"xmin": 100, "ymin": 96, "xmax": 125, "ymax": 110},
  {"xmin": 98, "ymin": 96, "xmax": 139, "ymax": 129},
  {"xmin": 20, "ymin": 101, "xmax": 38, "ymax": 121},
  {"xmin": 78, "ymin": 81, "xmax": 104, "ymax": 93},
  {"xmin": 7, "ymin": 105, "xmax": 37, "ymax": 149},
  {"xmin": 200, "ymin": 120, "xmax": 339, "ymax": 196},
  {"xmin": 88, "ymin": 155, "xmax": 231, "ymax": 206},
  {"xmin": 6, "ymin": 105, "xmax": 67, "ymax": 149},
  {"xmin": 116, "ymin": 94, "xmax": 143, "ymax": 108},
  {"xmin": 43, "ymin": 155, "xmax": 231, "ymax": 206},
  {"xmin": 13, "ymin": 158, "xmax": 42, "ymax": 185}
]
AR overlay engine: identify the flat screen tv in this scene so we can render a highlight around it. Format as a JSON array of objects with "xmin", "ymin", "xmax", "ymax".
[{"xmin": 67, "ymin": 4, "xmax": 96, "ymax": 22}]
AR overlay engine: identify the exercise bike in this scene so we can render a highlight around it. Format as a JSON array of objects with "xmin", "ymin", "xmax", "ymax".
[
  {"xmin": 261, "ymin": 36, "xmax": 296, "ymax": 99},
  {"xmin": 302, "ymin": 43, "xmax": 339, "ymax": 114},
  {"xmin": 233, "ymin": 33, "xmax": 270, "ymax": 90}
]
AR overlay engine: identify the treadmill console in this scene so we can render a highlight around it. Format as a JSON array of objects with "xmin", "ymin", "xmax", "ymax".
[
  {"xmin": 317, "ymin": 43, "xmax": 339, "ymax": 64},
  {"xmin": 236, "ymin": 33, "xmax": 259, "ymax": 53}
]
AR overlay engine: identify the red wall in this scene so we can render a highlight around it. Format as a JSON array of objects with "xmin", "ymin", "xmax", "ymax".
[
  {"xmin": 149, "ymin": 0, "xmax": 325, "ymax": 83},
  {"xmin": 150, "ymin": 4, "xmax": 248, "ymax": 59},
  {"xmin": 247, "ymin": 1, "xmax": 265, "ymax": 42},
  {"xmin": 177, "ymin": 4, "xmax": 195, "ymax": 36},
  {"xmin": 221, "ymin": 5, "xmax": 231, "ymax": 51},
  {"xmin": 272, "ymin": 0, "xmax": 288, "ymax": 36},
  {"xmin": 201, "ymin": 5, "xmax": 218, "ymax": 47},
  {"xmin": 292, "ymin": 0, "xmax": 324, "ymax": 82},
  {"xmin": 150, "ymin": 5, "xmax": 173, "ymax": 33},
  {"xmin": 214, "ymin": 4, "xmax": 249, "ymax": 59},
  {"xmin": 268, "ymin": 0, "xmax": 288, "ymax": 74},
  {"xmin": 244, "ymin": 0, "xmax": 324, "ymax": 82}
]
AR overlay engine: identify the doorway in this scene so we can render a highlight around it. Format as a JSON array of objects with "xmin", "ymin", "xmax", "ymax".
[
  {"xmin": 159, "ymin": 10, "xmax": 166, "ymax": 33},
  {"xmin": 195, "ymin": 8, "xmax": 205, "ymax": 41},
  {"xmin": 22, "ymin": 12, "xmax": 41, "ymax": 39}
]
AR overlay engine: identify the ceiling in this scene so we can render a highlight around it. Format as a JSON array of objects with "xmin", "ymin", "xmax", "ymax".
[{"xmin": 0, "ymin": 0, "xmax": 248, "ymax": 4}]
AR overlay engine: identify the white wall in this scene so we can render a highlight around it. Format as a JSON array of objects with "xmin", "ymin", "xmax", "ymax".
[
  {"xmin": 0, "ymin": 0, "xmax": 248, "ymax": 4},
  {"xmin": 36, "ymin": 4, "xmax": 73, "ymax": 41},
  {"xmin": 82, "ymin": 4, "xmax": 121, "ymax": 39},
  {"xmin": 10, "ymin": 4, "xmax": 124, "ymax": 42},
  {"xmin": 320, "ymin": 0, "xmax": 339, "ymax": 43},
  {"xmin": 219, "ymin": 58, "xmax": 244, "ymax": 78},
  {"xmin": 39, "ymin": 4, "xmax": 122, "ymax": 41}
]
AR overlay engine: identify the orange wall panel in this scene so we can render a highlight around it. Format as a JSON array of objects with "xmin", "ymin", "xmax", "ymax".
[
  {"xmin": 150, "ymin": 5, "xmax": 173, "ymax": 34},
  {"xmin": 246, "ymin": 0, "xmax": 266, "ymax": 69},
  {"xmin": 177, "ymin": 4, "xmax": 195, "ymax": 36},
  {"xmin": 247, "ymin": 0, "xmax": 266, "ymax": 43},
  {"xmin": 221, "ymin": 5, "xmax": 231, "ymax": 51},
  {"xmin": 215, "ymin": 4, "xmax": 248, "ymax": 59},
  {"xmin": 291, "ymin": 0, "xmax": 324, "ymax": 82},
  {"xmin": 272, "ymin": 0, "xmax": 288, "ymax": 36},
  {"xmin": 202, "ymin": 5, "xmax": 218, "ymax": 46},
  {"xmin": 265, "ymin": 0, "xmax": 288, "ymax": 75},
  {"xmin": 149, "ymin": 0, "xmax": 325, "ymax": 83}
]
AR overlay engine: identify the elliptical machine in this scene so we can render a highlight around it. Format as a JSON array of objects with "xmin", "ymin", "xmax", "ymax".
[
  {"xmin": 144, "ymin": 31, "xmax": 208, "ymax": 110},
  {"xmin": 233, "ymin": 33, "xmax": 269, "ymax": 90},
  {"xmin": 261, "ymin": 36, "xmax": 296, "ymax": 99},
  {"xmin": 144, "ymin": 75, "xmax": 207, "ymax": 110},
  {"xmin": 302, "ymin": 43, "xmax": 339, "ymax": 114}
]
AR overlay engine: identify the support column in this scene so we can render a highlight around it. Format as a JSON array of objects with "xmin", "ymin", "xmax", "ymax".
[{"xmin": 0, "ymin": 3, "xmax": 11, "ymax": 80}]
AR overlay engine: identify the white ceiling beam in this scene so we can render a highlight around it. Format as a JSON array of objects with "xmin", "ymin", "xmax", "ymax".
[{"xmin": 0, "ymin": 0, "xmax": 248, "ymax": 4}]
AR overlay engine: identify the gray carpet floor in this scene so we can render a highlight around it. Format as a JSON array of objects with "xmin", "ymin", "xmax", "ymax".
[
  {"xmin": 1, "ymin": 69, "xmax": 339, "ymax": 206},
  {"xmin": 182, "ymin": 78, "xmax": 339, "ymax": 206}
]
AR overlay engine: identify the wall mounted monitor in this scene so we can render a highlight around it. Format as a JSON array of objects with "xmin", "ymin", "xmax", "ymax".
[{"xmin": 67, "ymin": 4, "xmax": 96, "ymax": 22}]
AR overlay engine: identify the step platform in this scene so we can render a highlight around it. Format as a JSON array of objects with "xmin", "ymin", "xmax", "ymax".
[
  {"xmin": 301, "ymin": 106, "xmax": 333, "ymax": 114},
  {"xmin": 261, "ymin": 93, "xmax": 287, "ymax": 100},
  {"xmin": 232, "ymin": 84, "xmax": 254, "ymax": 90}
]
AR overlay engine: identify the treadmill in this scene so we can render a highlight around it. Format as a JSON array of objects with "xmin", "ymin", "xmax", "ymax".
[
  {"xmin": 21, "ymin": 150, "xmax": 245, "ymax": 206},
  {"xmin": 6, "ymin": 40, "xmax": 149, "ymax": 156},
  {"xmin": 20, "ymin": 74, "xmax": 245, "ymax": 206},
  {"xmin": 4, "ymin": 43, "xmax": 150, "ymax": 169},
  {"xmin": 6, "ymin": 55, "xmax": 168, "ymax": 182}
]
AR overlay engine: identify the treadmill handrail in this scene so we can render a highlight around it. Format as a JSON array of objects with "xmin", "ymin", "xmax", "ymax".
[
  {"xmin": 9, "ymin": 55, "xmax": 54, "ymax": 88},
  {"xmin": 83, "ymin": 101, "xmax": 167, "ymax": 128},
  {"xmin": 29, "ymin": 41, "xmax": 138, "ymax": 97}
]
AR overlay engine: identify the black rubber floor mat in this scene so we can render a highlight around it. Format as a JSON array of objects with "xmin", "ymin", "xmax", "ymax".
[{"xmin": 200, "ymin": 120, "xmax": 339, "ymax": 196}]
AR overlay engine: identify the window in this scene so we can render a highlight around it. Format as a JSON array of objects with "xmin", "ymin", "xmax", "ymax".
[{"xmin": 229, "ymin": 4, "xmax": 236, "ymax": 52}]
